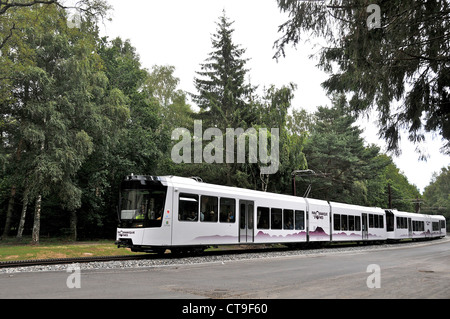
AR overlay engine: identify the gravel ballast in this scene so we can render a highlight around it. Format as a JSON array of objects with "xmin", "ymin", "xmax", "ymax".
[{"xmin": 1, "ymin": 237, "xmax": 448, "ymax": 274}]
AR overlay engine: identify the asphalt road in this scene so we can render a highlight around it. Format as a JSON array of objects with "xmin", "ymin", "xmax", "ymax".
[{"xmin": 1, "ymin": 238, "xmax": 449, "ymax": 300}]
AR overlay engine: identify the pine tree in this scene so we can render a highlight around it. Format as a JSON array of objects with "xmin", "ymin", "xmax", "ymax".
[
  {"xmin": 302, "ymin": 96, "xmax": 386, "ymax": 204},
  {"xmin": 192, "ymin": 10, "xmax": 255, "ymax": 130}
]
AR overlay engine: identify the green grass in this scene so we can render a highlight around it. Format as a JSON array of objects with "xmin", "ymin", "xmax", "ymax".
[{"xmin": 0, "ymin": 238, "xmax": 145, "ymax": 262}]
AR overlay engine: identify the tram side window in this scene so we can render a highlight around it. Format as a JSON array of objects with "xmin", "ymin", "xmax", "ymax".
[
  {"xmin": 432, "ymin": 222, "xmax": 439, "ymax": 231},
  {"xmin": 440, "ymin": 220, "xmax": 446, "ymax": 229},
  {"xmin": 341, "ymin": 215, "xmax": 348, "ymax": 231},
  {"xmin": 220, "ymin": 198, "xmax": 235, "ymax": 223},
  {"xmin": 283, "ymin": 209, "xmax": 294, "ymax": 229},
  {"xmin": 396, "ymin": 217, "xmax": 407, "ymax": 229},
  {"xmin": 179, "ymin": 193, "xmax": 199, "ymax": 222},
  {"xmin": 334, "ymin": 214, "xmax": 361, "ymax": 231},
  {"xmin": 368, "ymin": 214, "xmax": 383, "ymax": 229},
  {"xmin": 349, "ymin": 215, "xmax": 355, "ymax": 231},
  {"xmin": 257, "ymin": 207, "xmax": 270, "ymax": 229},
  {"xmin": 413, "ymin": 221, "xmax": 424, "ymax": 231},
  {"xmin": 355, "ymin": 216, "xmax": 361, "ymax": 231},
  {"xmin": 295, "ymin": 210, "xmax": 305, "ymax": 230},
  {"xmin": 200, "ymin": 196, "xmax": 218, "ymax": 222},
  {"xmin": 271, "ymin": 208, "xmax": 282, "ymax": 229},
  {"xmin": 334, "ymin": 214, "xmax": 341, "ymax": 231}
]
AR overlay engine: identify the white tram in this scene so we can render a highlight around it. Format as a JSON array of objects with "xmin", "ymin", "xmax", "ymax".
[{"xmin": 115, "ymin": 175, "xmax": 447, "ymax": 253}]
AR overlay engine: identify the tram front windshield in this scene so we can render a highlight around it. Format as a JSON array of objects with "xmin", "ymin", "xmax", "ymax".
[{"xmin": 120, "ymin": 186, "xmax": 167, "ymax": 228}]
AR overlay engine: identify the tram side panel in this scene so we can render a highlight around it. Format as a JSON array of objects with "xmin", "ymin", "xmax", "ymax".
[
  {"xmin": 329, "ymin": 202, "xmax": 363, "ymax": 242},
  {"xmin": 140, "ymin": 186, "xmax": 174, "ymax": 247},
  {"xmin": 418, "ymin": 215, "xmax": 431, "ymax": 240},
  {"xmin": 171, "ymin": 187, "xmax": 240, "ymax": 247},
  {"xmin": 364, "ymin": 207, "xmax": 387, "ymax": 241},
  {"xmin": 389, "ymin": 210, "xmax": 410, "ymax": 240},
  {"xmin": 306, "ymin": 198, "xmax": 331, "ymax": 242},
  {"xmin": 438, "ymin": 216, "xmax": 447, "ymax": 238},
  {"xmin": 429, "ymin": 215, "xmax": 446, "ymax": 239},
  {"xmin": 253, "ymin": 197, "xmax": 308, "ymax": 244}
]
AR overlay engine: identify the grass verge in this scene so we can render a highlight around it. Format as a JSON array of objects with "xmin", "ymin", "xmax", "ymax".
[{"xmin": 0, "ymin": 238, "xmax": 145, "ymax": 262}]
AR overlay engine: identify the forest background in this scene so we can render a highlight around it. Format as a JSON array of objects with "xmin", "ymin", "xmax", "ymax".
[{"xmin": 0, "ymin": 0, "xmax": 449, "ymax": 243}]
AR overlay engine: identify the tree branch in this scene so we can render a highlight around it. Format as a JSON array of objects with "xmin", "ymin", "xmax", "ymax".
[
  {"xmin": 0, "ymin": 0, "xmax": 63, "ymax": 15},
  {"xmin": 0, "ymin": 22, "xmax": 15, "ymax": 50}
]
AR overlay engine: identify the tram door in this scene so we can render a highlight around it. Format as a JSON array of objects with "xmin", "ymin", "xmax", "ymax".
[
  {"xmin": 408, "ymin": 218, "xmax": 413, "ymax": 238},
  {"xmin": 239, "ymin": 200, "xmax": 254, "ymax": 243},
  {"xmin": 362, "ymin": 213, "xmax": 369, "ymax": 240}
]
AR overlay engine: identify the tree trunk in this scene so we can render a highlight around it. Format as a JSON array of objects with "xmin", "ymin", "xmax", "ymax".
[
  {"xmin": 69, "ymin": 210, "xmax": 77, "ymax": 241},
  {"xmin": 1, "ymin": 185, "xmax": 16, "ymax": 239},
  {"xmin": 16, "ymin": 188, "xmax": 29, "ymax": 241},
  {"xmin": 260, "ymin": 174, "xmax": 269, "ymax": 192},
  {"xmin": 31, "ymin": 195, "xmax": 42, "ymax": 245}
]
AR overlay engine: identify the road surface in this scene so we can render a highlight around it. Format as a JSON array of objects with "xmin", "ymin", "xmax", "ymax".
[{"xmin": 1, "ymin": 238, "xmax": 449, "ymax": 300}]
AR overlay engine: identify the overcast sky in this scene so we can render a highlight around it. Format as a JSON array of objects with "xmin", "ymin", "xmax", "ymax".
[{"xmin": 99, "ymin": 0, "xmax": 449, "ymax": 193}]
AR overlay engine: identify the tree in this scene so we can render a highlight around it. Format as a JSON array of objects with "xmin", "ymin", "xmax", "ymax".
[
  {"xmin": 0, "ymin": 3, "xmax": 126, "ymax": 243},
  {"xmin": 383, "ymin": 159, "xmax": 421, "ymax": 212},
  {"xmin": 275, "ymin": 0, "xmax": 450, "ymax": 155},
  {"xmin": 190, "ymin": 11, "xmax": 258, "ymax": 186},
  {"xmin": 0, "ymin": 0, "xmax": 110, "ymax": 46},
  {"xmin": 423, "ymin": 166, "xmax": 450, "ymax": 228},
  {"xmin": 192, "ymin": 10, "xmax": 256, "ymax": 130},
  {"xmin": 145, "ymin": 64, "xmax": 194, "ymax": 131},
  {"xmin": 253, "ymin": 83, "xmax": 307, "ymax": 193},
  {"xmin": 75, "ymin": 37, "xmax": 165, "ymax": 239},
  {"xmin": 189, "ymin": 12, "xmax": 308, "ymax": 191},
  {"xmin": 301, "ymin": 96, "xmax": 387, "ymax": 204}
]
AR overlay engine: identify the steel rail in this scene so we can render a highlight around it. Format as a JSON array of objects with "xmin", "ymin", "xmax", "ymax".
[
  {"xmin": 0, "ymin": 254, "xmax": 157, "ymax": 269},
  {"xmin": 1, "ymin": 237, "xmax": 446, "ymax": 269},
  {"xmin": 0, "ymin": 245, "xmax": 291, "ymax": 269}
]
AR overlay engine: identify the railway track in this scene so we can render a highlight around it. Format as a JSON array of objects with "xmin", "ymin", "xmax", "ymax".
[
  {"xmin": 0, "ymin": 244, "xmax": 294, "ymax": 269},
  {"xmin": 0, "ymin": 254, "xmax": 158, "ymax": 269},
  {"xmin": 1, "ymin": 238, "xmax": 446, "ymax": 270}
]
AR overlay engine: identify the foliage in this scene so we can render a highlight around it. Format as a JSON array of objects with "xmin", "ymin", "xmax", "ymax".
[
  {"xmin": 0, "ymin": 4, "xmax": 125, "ymax": 243},
  {"xmin": 192, "ymin": 10, "xmax": 256, "ymax": 130},
  {"xmin": 145, "ymin": 64, "xmax": 195, "ymax": 131},
  {"xmin": 275, "ymin": 0, "xmax": 450, "ymax": 156},
  {"xmin": 299, "ymin": 96, "xmax": 388, "ymax": 205},
  {"xmin": 423, "ymin": 166, "xmax": 450, "ymax": 229}
]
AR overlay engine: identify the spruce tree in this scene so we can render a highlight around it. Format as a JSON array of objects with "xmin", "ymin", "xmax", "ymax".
[
  {"xmin": 193, "ymin": 11, "xmax": 255, "ymax": 130},
  {"xmin": 302, "ymin": 96, "xmax": 386, "ymax": 204}
]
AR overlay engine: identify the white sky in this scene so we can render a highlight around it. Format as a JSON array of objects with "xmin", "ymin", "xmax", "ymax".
[{"xmin": 100, "ymin": 0, "xmax": 449, "ymax": 193}]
